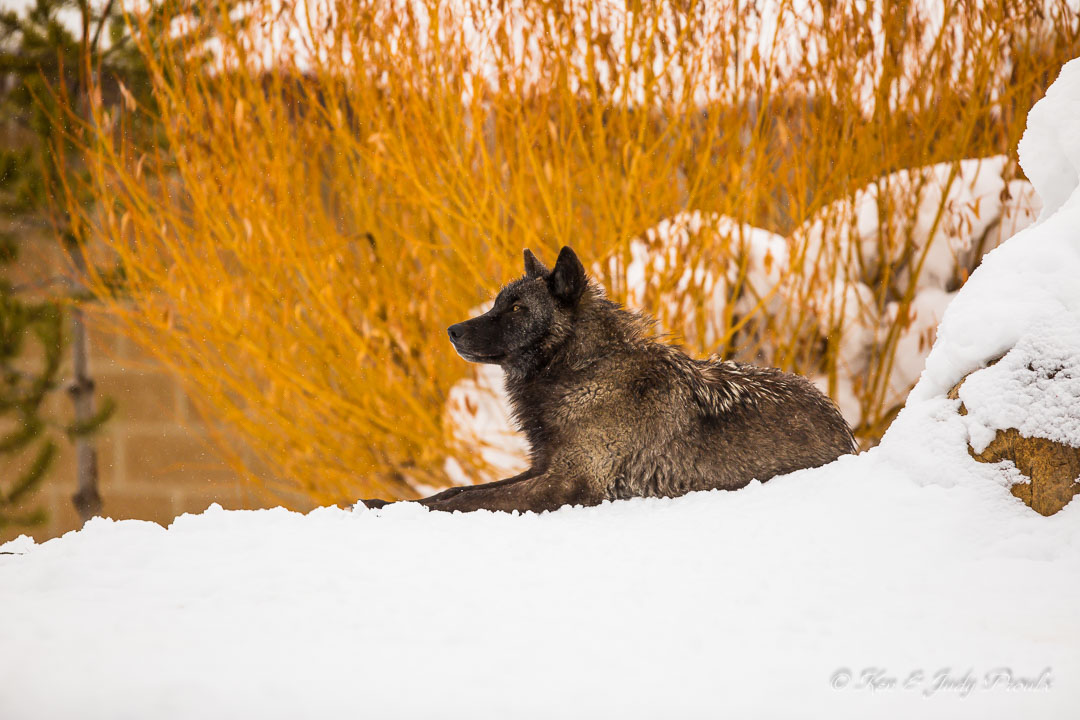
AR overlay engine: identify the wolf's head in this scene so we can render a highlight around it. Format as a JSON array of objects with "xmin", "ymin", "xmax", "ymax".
[{"xmin": 447, "ymin": 246, "xmax": 588, "ymax": 372}]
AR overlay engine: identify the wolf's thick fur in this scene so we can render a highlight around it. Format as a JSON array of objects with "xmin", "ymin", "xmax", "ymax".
[{"xmin": 367, "ymin": 246, "xmax": 855, "ymax": 513}]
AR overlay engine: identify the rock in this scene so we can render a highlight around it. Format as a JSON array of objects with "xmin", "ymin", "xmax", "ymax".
[{"xmin": 948, "ymin": 378, "xmax": 1080, "ymax": 516}]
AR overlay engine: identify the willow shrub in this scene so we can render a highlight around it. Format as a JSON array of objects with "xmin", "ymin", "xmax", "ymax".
[{"xmin": 63, "ymin": 0, "xmax": 1079, "ymax": 504}]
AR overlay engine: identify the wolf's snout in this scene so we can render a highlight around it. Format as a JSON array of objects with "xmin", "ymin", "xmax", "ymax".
[{"xmin": 447, "ymin": 323, "xmax": 464, "ymax": 342}]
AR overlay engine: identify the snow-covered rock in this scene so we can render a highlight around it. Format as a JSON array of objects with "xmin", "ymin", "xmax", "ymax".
[
  {"xmin": 959, "ymin": 316, "xmax": 1080, "ymax": 456},
  {"xmin": 949, "ymin": 312, "xmax": 1080, "ymax": 517}
]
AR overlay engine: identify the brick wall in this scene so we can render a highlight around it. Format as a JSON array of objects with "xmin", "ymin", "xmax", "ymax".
[
  {"xmin": 0, "ymin": 319, "xmax": 277, "ymax": 544},
  {"xmin": 1, "ymin": 223, "xmax": 277, "ymax": 544}
]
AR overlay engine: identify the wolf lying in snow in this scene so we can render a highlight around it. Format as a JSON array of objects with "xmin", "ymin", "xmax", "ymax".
[{"xmin": 364, "ymin": 246, "xmax": 855, "ymax": 513}]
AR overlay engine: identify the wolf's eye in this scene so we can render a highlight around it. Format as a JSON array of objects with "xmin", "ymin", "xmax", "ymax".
[{"xmin": 511, "ymin": 303, "xmax": 526, "ymax": 313}]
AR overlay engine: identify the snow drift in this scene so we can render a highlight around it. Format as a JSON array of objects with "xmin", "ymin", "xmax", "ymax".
[{"xmin": 3, "ymin": 59, "xmax": 1080, "ymax": 720}]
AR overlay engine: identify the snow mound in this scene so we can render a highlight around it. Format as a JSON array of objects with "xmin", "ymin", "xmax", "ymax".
[
  {"xmin": 797, "ymin": 156, "xmax": 1037, "ymax": 295},
  {"xmin": 911, "ymin": 59, "xmax": 1080, "ymax": 402},
  {"xmin": 2, "ymin": 469, "xmax": 1079, "ymax": 719},
  {"xmin": 1018, "ymin": 58, "xmax": 1080, "ymax": 220}
]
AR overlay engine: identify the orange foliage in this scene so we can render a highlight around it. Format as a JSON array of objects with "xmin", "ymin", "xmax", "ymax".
[{"xmin": 63, "ymin": 0, "xmax": 1080, "ymax": 504}]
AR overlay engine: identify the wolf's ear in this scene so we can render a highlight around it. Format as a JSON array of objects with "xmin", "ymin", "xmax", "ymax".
[
  {"xmin": 523, "ymin": 248, "xmax": 549, "ymax": 278},
  {"xmin": 548, "ymin": 246, "xmax": 587, "ymax": 305}
]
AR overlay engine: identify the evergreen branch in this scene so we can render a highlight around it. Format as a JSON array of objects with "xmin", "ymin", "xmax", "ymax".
[
  {"xmin": 0, "ymin": 506, "xmax": 48, "ymax": 531},
  {"xmin": 0, "ymin": 415, "xmax": 43, "ymax": 453},
  {"xmin": 2, "ymin": 438, "xmax": 56, "ymax": 506}
]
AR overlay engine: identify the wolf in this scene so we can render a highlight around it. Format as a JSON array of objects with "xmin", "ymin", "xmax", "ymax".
[{"xmin": 365, "ymin": 246, "xmax": 855, "ymax": 513}]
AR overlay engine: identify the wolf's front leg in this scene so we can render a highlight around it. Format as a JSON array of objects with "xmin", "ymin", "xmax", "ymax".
[
  {"xmin": 419, "ymin": 471, "xmax": 602, "ymax": 514},
  {"xmin": 356, "ymin": 470, "xmax": 536, "ymax": 510},
  {"xmin": 418, "ymin": 468, "xmax": 536, "ymax": 505}
]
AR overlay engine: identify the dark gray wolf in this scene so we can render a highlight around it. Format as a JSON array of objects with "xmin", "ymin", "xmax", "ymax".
[{"xmin": 365, "ymin": 246, "xmax": 855, "ymax": 513}]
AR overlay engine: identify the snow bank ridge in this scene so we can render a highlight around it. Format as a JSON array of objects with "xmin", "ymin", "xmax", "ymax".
[
  {"xmin": 1018, "ymin": 59, "xmax": 1080, "ymax": 221},
  {"xmin": 910, "ymin": 56, "xmax": 1080, "ymax": 401}
]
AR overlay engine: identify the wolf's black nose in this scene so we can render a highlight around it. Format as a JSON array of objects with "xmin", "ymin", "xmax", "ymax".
[{"xmin": 447, "ymin": 323, "xmax": 463, "ymax": 341}]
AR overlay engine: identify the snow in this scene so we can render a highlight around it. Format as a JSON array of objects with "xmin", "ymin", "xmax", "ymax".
[
  {"xmin": 959, "ymin": 314, "xmax": 1080, "ymax": 454},
  {"xmin": 1, "ymin": 463, "xmax": 1078, "ymax": 718},
  {"xmin": 910, "ymin": 60, "xmax": 1080, "ymax": 402},
  {"xmin": 797, "ymin": 156, "xmax": 1034, "ymax": 294},
  {"xmin": 1017, "ymin": 58, "xmax": 1080, "ymax": 220},
  {"xmin": 3, "ymin": 53, "xmax": 1080, "ymax": 720},
  {"xmin": 230, "ymin": 0, "xmax": 1079, "ymax": 117},
  {"xmin": 445, "ymin": 360, "xmax": 529, "ymax": 484}
]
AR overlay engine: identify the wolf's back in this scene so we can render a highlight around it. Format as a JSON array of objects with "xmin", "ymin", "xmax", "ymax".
[{"xmin": 686, "ymin": 356, "xmax": 856, "ymax": 485}]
